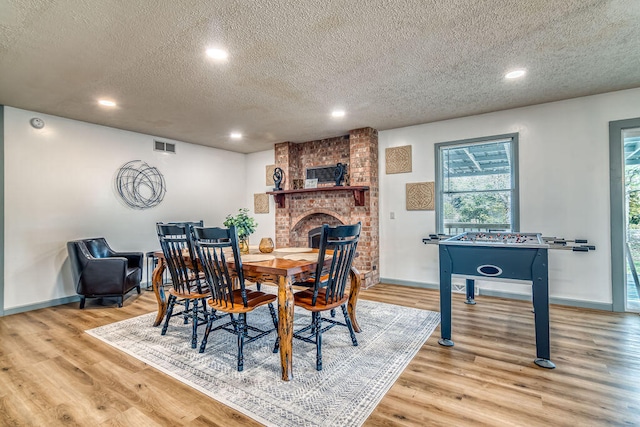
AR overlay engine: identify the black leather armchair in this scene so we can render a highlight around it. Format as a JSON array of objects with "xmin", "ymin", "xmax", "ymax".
[{"xmin": 67, "ymin": 237, "xmax": 143, "ymax": 308}]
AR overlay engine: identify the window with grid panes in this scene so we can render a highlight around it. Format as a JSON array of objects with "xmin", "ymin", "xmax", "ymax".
[{"xmin": 435, "ymin": 134, "xmax": 519, "ymax": 235}]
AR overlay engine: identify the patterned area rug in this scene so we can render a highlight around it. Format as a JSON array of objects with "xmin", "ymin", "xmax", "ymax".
[{"xmin": 86, "ymin": 299, "xmax": 440, "ymax": 427}]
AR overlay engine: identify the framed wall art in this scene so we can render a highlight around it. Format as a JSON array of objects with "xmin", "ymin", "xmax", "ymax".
[
  {"xmin": 406, "ymin": 181, "xmax": 434, "ymax": 210},
  {"xmin": 254, "ymin": 193, "xmax": 269, "ymax": 214},
  {"xmin": 265, "ymin": 164, "xmax": 276, "ymax": 186},
  {"xmin": 385, "ymin": 145, "xmax": 412, "ymax": 174}
]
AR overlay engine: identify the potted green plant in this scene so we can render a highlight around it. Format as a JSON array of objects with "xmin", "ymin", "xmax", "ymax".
[{"xmin": 224, "ymin": 208, "xmax": 258, "ymax": 253}]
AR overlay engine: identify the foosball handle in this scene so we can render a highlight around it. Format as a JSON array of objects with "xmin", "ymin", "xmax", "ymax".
[
  {"xmin": 575, "ymin": 239, "xmax": 588, "ymax": 244},
  {"xmin": 572, "ymin": 246, "xmax": 589, "ymax": 252}
]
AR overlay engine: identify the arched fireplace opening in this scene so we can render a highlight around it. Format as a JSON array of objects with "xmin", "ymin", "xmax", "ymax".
[{"xmin": 291, "ymin": 213, "xmax": 342, "ymax": 248}]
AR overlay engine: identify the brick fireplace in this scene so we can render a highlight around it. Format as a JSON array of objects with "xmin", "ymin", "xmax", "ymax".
[{"xmin": 272, "ymin": 127, "xmax": 379, "ymax": 288}]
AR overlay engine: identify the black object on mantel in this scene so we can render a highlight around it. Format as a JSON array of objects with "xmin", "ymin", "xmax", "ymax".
[
  {"xmin": 334, "ymin": 163, "xmax": 346, "ymax": 186},
  {"xmin": 273, "ymin": 167, "xmax": 284, "ymax": 191}
]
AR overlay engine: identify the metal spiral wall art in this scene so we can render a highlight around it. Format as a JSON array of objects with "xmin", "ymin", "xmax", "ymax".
[{"xmin": 115, "ymin": 160, "xmax": 166, "ymax": 209}]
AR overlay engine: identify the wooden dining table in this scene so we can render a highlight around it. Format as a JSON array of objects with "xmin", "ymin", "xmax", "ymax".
[{"xmin": 150, "ymin": 248, "xmax": 361, "ymax": 381}]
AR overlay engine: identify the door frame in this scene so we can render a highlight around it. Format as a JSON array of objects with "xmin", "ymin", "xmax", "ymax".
[
  {"xmin": 609, "ymin": 117, "xmax": 640, "ymax": 312},
  {"xmin": 0, "ymin": 105, "xmax": 4, "ymax": 316}
]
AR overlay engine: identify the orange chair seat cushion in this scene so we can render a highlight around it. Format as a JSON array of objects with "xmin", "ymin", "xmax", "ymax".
[
  {"xmin": 294, "ymin": 288, "xmax": 348, "ymax": 312},
  {"xmin": 208, "ymin": 289, "xmax": 276, "ymax": 314},
  {"xmin": 168, "ymin": 288, "xmax": 210, "ymax": 299}
]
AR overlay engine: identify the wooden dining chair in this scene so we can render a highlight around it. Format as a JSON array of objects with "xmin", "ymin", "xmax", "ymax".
[
  {"xmin": 293, "ymin": 222, "xmax": 361, "ymax": 371},
  {"xmin": 193, "ymin": 225, "xmax": 279, "ymax": 372},
  {"xmin": 165, "ymin": 221, "xmax": 204, "ymax": 319},
  {"xmin": 156, "ymin": 223, "xmax": 214, "ymax": 348}
]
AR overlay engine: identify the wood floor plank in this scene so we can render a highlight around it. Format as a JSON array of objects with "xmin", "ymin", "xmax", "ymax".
[
  {"xmin": 1, "ymin": 286, "xmax": 639, "ymax": 426},
  {"xmin": 99, "ymin": 407, "xmax": 164, "ymax": 427},
  {"xmin": 90, "ymin": 359, "xmax": 199, "ymax": 424}
]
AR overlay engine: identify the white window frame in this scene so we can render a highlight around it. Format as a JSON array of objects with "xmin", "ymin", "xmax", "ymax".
[{"xmin": 435, "ymin": 133, "xmax": 519, "ymax": 235}]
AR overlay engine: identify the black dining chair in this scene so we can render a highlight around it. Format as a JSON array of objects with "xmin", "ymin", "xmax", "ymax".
[
  {"xmin": 193, "ymin": 225, "xmax": 279, "ymax": 372},
  {"xmin": 293, "ymin": 222, "xmax": 361, "ymax": 371},
  {"xmin": 156, "ymin": 223, "xmax": 213, "ymax": 348},
  {"xmin": 164, "ymin": 221, "xmax": 204, "ymax": 319}
]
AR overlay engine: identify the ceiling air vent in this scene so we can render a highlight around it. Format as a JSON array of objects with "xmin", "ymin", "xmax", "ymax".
[{"xmin": 154, "ymin": 140, "xmax": 176, "ymax": 153}]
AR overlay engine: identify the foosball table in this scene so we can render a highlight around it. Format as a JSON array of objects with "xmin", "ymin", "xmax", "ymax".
[{"xmin": 422, "ymin": 231, "xmax": 596, "ymax": 369}]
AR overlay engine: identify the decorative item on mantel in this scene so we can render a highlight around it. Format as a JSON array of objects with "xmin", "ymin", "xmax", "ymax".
[
  {"xmin": 259, "ymin": 237, "xmax": 274, "ymax": 253},
  {"xmin": 334, "ymin": 162, "xmax": 346, "ymax": 186},
  {"xmin": 293, "ymin": 179, "xmax": 304, "ymax": 190},
  {"xmin": 273, "ymin": 167, "xmax": 284, "ymax": 191},
  {"xmin": 223, "ymin": 208, "xmax": 257, "ymax": 254}
]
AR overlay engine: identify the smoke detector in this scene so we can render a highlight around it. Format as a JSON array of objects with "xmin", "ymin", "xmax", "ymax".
[{"xmin": 30, "ymin": 118, "xmax": 45, "ymax": 129}]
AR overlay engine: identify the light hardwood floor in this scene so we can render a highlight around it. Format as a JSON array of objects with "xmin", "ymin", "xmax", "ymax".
[{"xmin": 1, "ymin": 284, "xmax": 639, "ymax": 426}]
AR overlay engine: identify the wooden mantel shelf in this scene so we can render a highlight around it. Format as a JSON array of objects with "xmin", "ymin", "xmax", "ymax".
[{"xmin": 266, "ymin": 186, "xmax": 370, "ymax": 208}]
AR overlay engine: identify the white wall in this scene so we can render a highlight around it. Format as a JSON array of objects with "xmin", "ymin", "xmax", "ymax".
[
  {"xmin": 379, "ymin": 88, "xmax": 640, "ymax": 306},
  {"xmin": 5, "ymin": 88, "xmax": 640, "ymax": 311},
  {"xmin": 4, "ymin": 107, "xmax": 247, "ymax": 310},
  {"xmin": 245, "ymin": 149, "xmax": 276, "ymax": 244}
]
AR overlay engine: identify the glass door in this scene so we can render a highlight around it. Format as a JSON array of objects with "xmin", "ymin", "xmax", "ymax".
[
  {"xmin": 624, "ymin": 126, "xmax": 640, "ymax": 312},
  {"xmin": 611, "ymin": 118, "xmax": 640, "ymax": 312}
]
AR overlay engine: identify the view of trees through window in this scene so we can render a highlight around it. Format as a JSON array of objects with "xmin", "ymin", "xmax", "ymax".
[
  {"xmin": 442, "ymin": 174, "xmax": 511, "ymax": 228},
  {"xmin": 437, "ymin": 137, "xmax": 517, "ymax": 235},
  {"xmin": 627, "ymin": 165, "xmax": 640, "ymax": 227},
  {"xmin": 624, "ymin": 127, "xmax": 640, "ymax": 311},
  {"xmin": 625, "ymin": 164, "xmax": 640, "ymax": 283}
]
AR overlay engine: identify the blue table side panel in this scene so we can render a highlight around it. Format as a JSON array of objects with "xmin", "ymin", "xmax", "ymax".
[{"xmin": 442, "ymin": 245, "xmax": 547, "ymax": 281}]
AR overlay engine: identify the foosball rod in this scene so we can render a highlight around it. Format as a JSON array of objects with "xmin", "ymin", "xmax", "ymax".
[
  {"xmin": 543, "ymin": 236, "xmax": 595, "ymax": 251},
  {"xmin": 429, "ymin": 233, "xmax": 449, "ymax": 239},
  {"xmin": 542, "ymin": 237, "xmax": 589, "ymax": 244},
  {"xmin": 548, "ymin": 245, "xmax": 595, "ymax": 252}
]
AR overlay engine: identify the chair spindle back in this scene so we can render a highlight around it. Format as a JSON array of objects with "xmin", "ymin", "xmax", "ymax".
[
  {"xmin": 312, "ymin": 222, "xmax": 361, "ymax": 306},
  {"xmin": 193, "ymin": 226, "xmax": 247, "ymax": 309},
  {"xmin": 157, "ymin": 223, "xmax": 203, "ymax": 294}
]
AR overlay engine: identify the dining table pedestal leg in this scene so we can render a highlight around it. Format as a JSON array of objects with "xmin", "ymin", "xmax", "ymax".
[
  {"xmin": 152, "ymin": 257, "xmax": 168, "ymax": 327},
  {"xmin": 347, "ymin": 267, "xmax": 362, "ymax": 333},
  {"xmin": 277, "ymin": 275, "xmax": 294, "ymax": 381}
]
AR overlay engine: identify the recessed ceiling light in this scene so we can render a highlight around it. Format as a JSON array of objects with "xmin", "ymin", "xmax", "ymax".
[
  {"xmin": 98, "ymin": 99, "xmax": 117, "ymax": 107},
  {"xmin": 206, "ymin": 48, "xmax": 228, "ymax": 60},
  {"xmin": 505, "ymin": 69, "xmax": 526, "ymax": 79},
  {"xmin": 230, "ymin": 132, "xmax": 242, "ymax": 139},
  {"xmin": 331, "ymin": 110, "xmax": 345, "ymax": 118}
]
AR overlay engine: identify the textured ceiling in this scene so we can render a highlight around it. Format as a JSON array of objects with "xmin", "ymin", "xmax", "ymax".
[{"xmin": 1, "ymin": 0, "xmax": 639, "ymax": 154}]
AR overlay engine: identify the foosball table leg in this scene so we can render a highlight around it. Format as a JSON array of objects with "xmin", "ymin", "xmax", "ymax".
[
  {"xmin": 465, "ymin": 279, "xmax": 476, "ymax": 305},
  {"xmin": 532, "ymin": 249, "xmax": 556, "ymax": 369},
  {"xmin": 534, "ymin": 358, "xmax": 556, "ymax": 369},
  {"xmin": 439, "ymin": 246, "xmax": 455, "ymax": 347}
]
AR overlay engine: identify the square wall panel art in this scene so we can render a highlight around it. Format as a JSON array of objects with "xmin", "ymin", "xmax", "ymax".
[
  {"xmin": 385, "ymin": 145, "xmax": 412, "ymax": 174},
  {"xmin": 406, "ymin": 182, "xmax": 434, "ymax": 210},
  {"xmin": 254, "ymin": 193, "xmax": 270, "ymax": 214},
  {"xmin": 266, "ymin": 165, "xmax": 276, "ymax": 186}
]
